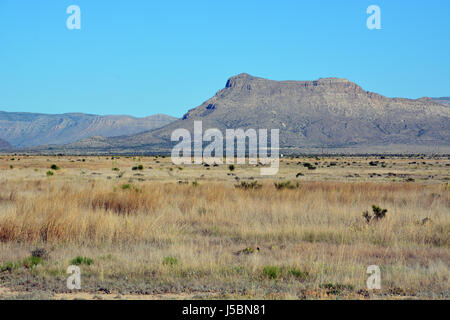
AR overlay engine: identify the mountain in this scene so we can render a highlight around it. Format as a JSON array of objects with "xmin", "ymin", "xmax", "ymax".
[
  {"xmin": 31, "ymin": 73, "xmax": 450, "ymax": 154},
  {"xmin": 432, "ymin": 97, "xmax": 450, "ymax": 108},
  {"xmin": 0, "ymin": 138, "xmax": 12, "ymax": 150},
  {"xmin": 0, "ymin": 112, "xmax": 177, "ymax": 148}
]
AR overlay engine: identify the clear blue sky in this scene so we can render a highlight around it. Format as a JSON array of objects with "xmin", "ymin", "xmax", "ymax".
[{"xmin": 0, "ymin": 0, "xmax": 449, "ymax": 118}]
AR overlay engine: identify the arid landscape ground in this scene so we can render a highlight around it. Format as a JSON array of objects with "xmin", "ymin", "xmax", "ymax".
[{"xmin": 0, "ymin": 154, "xmax": 448, "ymax": 300}]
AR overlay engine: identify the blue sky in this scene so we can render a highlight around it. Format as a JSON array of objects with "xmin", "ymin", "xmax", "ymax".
[{"xmin": 0, "ymin": 0, "xmax": 449, "ymax": 118}]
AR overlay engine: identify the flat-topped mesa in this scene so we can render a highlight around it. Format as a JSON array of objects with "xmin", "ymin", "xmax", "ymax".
[{"xmin": 224, "ymin": 73, "xmax": 365, "ymax": 94}]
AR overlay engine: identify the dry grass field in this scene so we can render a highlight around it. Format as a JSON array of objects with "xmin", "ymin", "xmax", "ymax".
[{"xmin": 0, "ymin": 155, "xmax": 448, "ymax": 300}]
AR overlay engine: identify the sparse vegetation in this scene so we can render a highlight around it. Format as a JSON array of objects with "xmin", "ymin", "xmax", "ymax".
[
  {"xmin": 0, "ymin": 155, "xmax": 448, "ymax": 299},
  {"xmin": 70, "ymin": 256, "xmax": 93, "ymax": 266}
]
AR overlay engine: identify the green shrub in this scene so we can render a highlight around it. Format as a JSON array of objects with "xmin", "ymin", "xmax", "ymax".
[
  {"xmin": 50, "ymin": 164, "xmax": 60, "ymax": 170},
  {"xmin": 46, "ymin": 170, "xmax": 54, "ymax": 176},
  {"xmin": 121, "ymin": 184, "xmax": 131, "ymax": 190},
  {"xmin": 9, "ymin": 165, "xmax": 13, "ymax": 169},
  {"xmin": 70, "ymin": 256, "xmax": 93, "ymax": 266},
  {"xmin": 274, "ymin": 181, "xmax": 300, "ymax": 190},
  {"xmin": 112, "ymin": 167, "xmax": 120, "ymax": 171},
  {"xmin": 22, "ymin": 256, "xmax": 43, "ymax": 269},
  {"xmin": 262, "ymin": 266, "xmax": 282, "ymax": 279},
  {"xmin": 363, "ymin": 205, "xmax": 388, "ymax": 223},
  {"xmin": 162, "ymin": 256, "xmax": 178, "ymax": 266},
  {"xmin": 228, "ymin": 164, "xmax": 235, "ymax": 171}
]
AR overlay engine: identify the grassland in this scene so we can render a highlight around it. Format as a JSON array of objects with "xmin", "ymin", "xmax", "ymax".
[{"xmin": 0, "ymin": 155, "xmax": 449, "ymax": 299}]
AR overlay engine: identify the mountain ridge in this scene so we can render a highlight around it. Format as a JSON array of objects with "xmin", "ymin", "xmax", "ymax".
[
  {"xmin": 24, "ymin": 73, "xmax": 450, "ymax": 154},
  {"xmin": 0, "ymin": 111, "xmax": 177, "ymax": 148}
]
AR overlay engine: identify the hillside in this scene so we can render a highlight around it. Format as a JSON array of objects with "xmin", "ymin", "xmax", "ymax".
[{"xmin": 0, "ymin": 112, "xmax": 177, "ymax": 148}]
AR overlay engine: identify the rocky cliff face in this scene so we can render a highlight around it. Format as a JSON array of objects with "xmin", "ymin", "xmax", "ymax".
[
  {"xmin": 31, "ymin": 73, "xmax": 450, "ymax": 154},
  {"xmin": 0, "ymin": 112, "xmax": 177, "ymax": 148}
]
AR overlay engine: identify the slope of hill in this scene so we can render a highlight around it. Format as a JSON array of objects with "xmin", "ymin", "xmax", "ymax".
[
  {"xmin": 0, "ymin": 112, "xmax": 177, "ymax": 148},
  {"xmin": 432, "ymin": 97, "xmax": 450, "ymax": 107},
  {"xmin": 31, "ymin": 73, "xmax": 450, "ymax": 154}
]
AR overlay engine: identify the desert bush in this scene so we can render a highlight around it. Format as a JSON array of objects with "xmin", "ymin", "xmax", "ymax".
[
  {"xmin": 274, "ymin": 181, "xmax": 299, "ymax": 190},
  {"xmin": 112, "ymin": 167, "xmax": 120, "ymax": 171},
  {"xmin": 46, "ymin": 170, "xmax": 54, "ymax": 176},
  {"xmin": 228, "ymin": 164, "xmax": 235, "ymax": 171},
  {"xmin": 50, "ymin": 164, "xmax": 60, "ymax": 170},
  {"xmin": 362, "ymin": 205, "xmax": 388, "ymax": 223},
  {"xmin": 235, "ymin": 181, "xmax": 262, "ymax": 190}
]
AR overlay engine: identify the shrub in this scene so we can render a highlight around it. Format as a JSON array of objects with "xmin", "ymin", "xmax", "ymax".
[
  {"xmin": 228, "ymin": 164, "xmax": 235, "ymax": 172},
  {"xmin": 9, "ymin": 165, "xmax": 13, "ymax": 169},
  {"xmin": 372, "ymin": 205, "xmax": 387, "ymax": 220},
  {"xmin": 70, "ymin": 256, "xmax": 93, "ymax": 266},
  {"xmin": 112, "ymin": 167, "xmax": 120, "ymax": 171},
  {"xmin": 31, "ymin": 248, "xmax": 48, "ymax": 259},
  {"xmin": 274, "ymin": 181, "xmax": 300, "ymax": 190},
  {"xmin": 121, "ymin": 184, "xmax": 131, "ymax": 190},
  {"xmin": 162, "ymin": 256, "xmax": 178, "ymax": 266},
  {"xmin": 262, "ymin": 266, "xmax": 282, "ymax": 279},
  {"xmin": 235, "ymin": 181, "xmax": 262, "ymax": 190},
  {"xmin": 46, "ymin": 170, "xmax": 54, "ymax": 176},
  {"xmin": 362, "ymin": 205, "xmax": 388, "ymax": 223},
  {"xmin": 50, "ymin": 164, "xmax": 60, "ymax": 170}
]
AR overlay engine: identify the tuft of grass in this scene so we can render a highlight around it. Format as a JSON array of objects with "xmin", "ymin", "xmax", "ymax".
[
  {"xmin": 70, "ymin": 256, "xmax": 93, "ymax": 266},
  {"xmin": 112, "ymin": 167, "xmax": 120, "ymax": 171},
  {"xmin": 46, "ymin": 170, "xmax": 54, "ymax": 176},
  {"xmin": 22, "ymin": 256, "xmax": 43, "ymax": 269},
  {"xmin": 9, "ymin": 165, "xmax": 14, "ymax": 169},
  {"xmin": 121, "ymin": 184, "xmax": 131, "ymax": 190},
  {"xmin": 288, "ymin": 268, "xmax": 309, "ymax": 280},
  {"xmin": 162, "ymin": 256, "xmax": 178, "ymax": 266},
  {"xmin": 262, "ymin": 266, "xmax": 282, "ymax": 279}
]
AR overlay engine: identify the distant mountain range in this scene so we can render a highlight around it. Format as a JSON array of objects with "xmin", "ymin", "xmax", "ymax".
[
  {"xmin": 0, "ymin": 112, "xmax": 176, "ymax": 148},
  {"xmin": 432, "ymin": 97, "xmax": 450, "ymax": 107},
  {"xmin": 4, "ymin": 74, "xmax": 450, "ymax": 154}
]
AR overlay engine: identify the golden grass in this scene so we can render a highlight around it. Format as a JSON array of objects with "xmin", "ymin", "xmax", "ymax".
[{"xmin": 0, "ymin": 155, "xmax": 449, "ymax": 298}]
